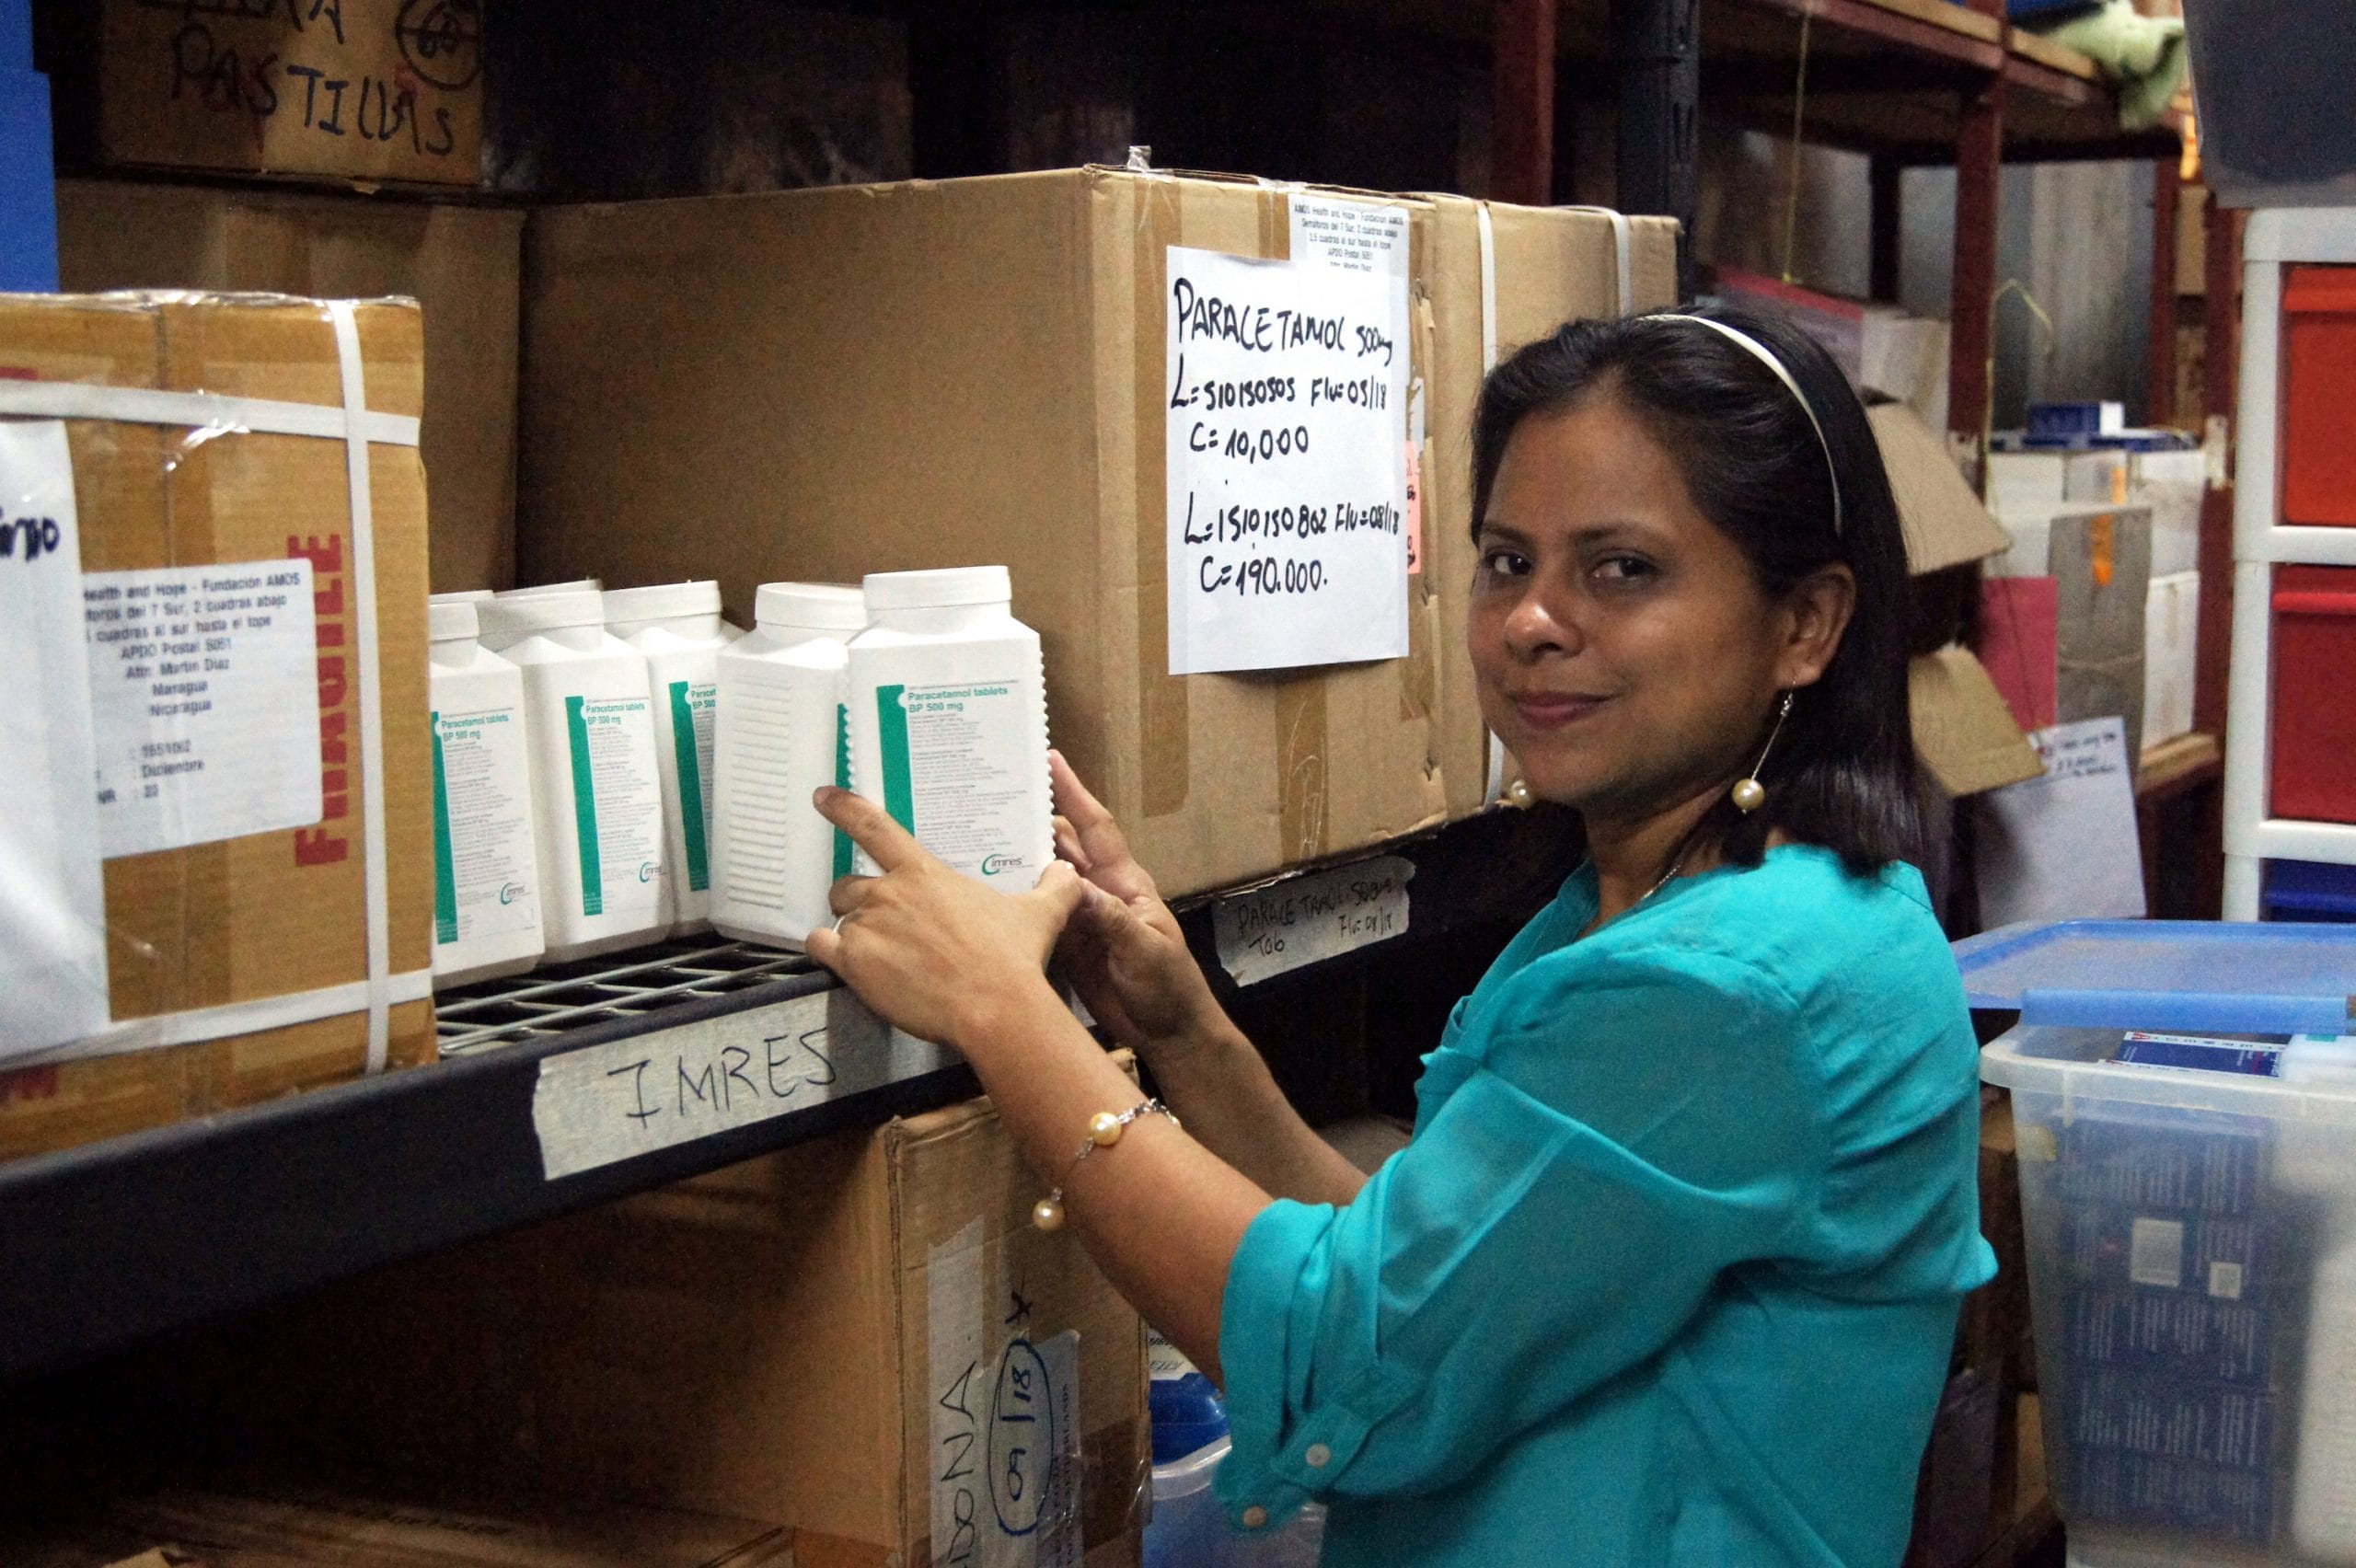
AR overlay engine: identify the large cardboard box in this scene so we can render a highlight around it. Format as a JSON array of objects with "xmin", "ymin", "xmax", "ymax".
[
  {"xmin": 140, "ymin": 1093, "xmax": 1149, "ymax": 1568},
  {"xmin": 93, "ymin": 0, "xmax": 484, "ymax": 187},
  {"xmin": 0, "ymin": 292, "xmax": 434, "ymax": 1159},
  {"xmin": 1421, "ymin": 196, "xmax": 1681, "ymax": 818},
  {"xmin": 19, "ymin": 1484, "xmax": 794, "ymax": 1567},
  {"xmin": 54, "ymin": 179, "xmax": 523, "ymax": 593},
  {"xmin": 518, "ymin": 167, "xmax": 1452, "ymax": 899}
]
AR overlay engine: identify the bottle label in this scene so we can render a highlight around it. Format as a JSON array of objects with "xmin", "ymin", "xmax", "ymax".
[
  {"xmin": 564, "ymin": 693, "xmax": 664, "ymax": 917},
  {"xmin": 872, "ymin": 680, "xmax": 1040, "ymax": 889},
  {"xmin": 833, "ymin": 698, "xmax": 855, "ymax": 880},
  {"xmin": 431, "ymin": 703, "xmax": 540, "ymax": 945},
  {"xmin": 667, "ymin": 678, "xmax": 718, "ymax": 893}
]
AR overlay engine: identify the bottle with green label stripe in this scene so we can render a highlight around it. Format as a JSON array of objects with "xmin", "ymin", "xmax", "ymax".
[
  {"xmin": 426, "ymin": 597, "xmax": 544, "ymax": 986},
  {"xmin": 711, "ymin": 582, "xmax": 869, "ymax": 950},
  {"xmin": 847, "ymin": 566, "xmax": 1053, "ymax": 895},
  {"xmin": 477, "ymin": 586, "xmax": 672, "ymax": 963},
  {"xmin": 606, "ymin": 582, "xmax": 743, "ymax": 935}
]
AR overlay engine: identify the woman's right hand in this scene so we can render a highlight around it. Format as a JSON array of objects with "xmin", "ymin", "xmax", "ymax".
[{"xmin": 1049, "ymin": 750, "xmax": 1228, "ymax": 1054}]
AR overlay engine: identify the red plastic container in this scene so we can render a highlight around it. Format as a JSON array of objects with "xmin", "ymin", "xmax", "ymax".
[
  {"xmin": 2271, "ymin": 565, "xmax": 2356, "ymax": 824},
  {"xmin": 2282, "ymin": 267, "xmax": 2356, "ymax": 526}
]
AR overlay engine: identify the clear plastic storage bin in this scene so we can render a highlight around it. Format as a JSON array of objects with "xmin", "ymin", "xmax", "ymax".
[{"xmin": 1966, "ymin": 920, "xmax": 2356, "ymax": 1567}]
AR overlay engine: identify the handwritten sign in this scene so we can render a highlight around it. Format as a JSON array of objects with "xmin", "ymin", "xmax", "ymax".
[
  {"xmin": 0, "ymin": 422, "xmax": 111, "ymax": 1060},
  {"xmin": 1164, "ymin": 236, "xmax": 1411, "ymax": 674},
  {"xmin": 99, "ymin": 0, "xmax": 485, "ymax": 187},
  {"xmin": 530, "ymin": 986, "xmax": 956, "ymax": 1182},
  {"xmin": 1975, "ymin": 716, "xmax": 2146, "ymax": 928},
  {"xmin": 930, "ymin": 1216, "xmax": 1083, "ymax": 1568},
  {"xmin": 1213, "ymin": 854, "xmax": 1414, "ymax": 986}
]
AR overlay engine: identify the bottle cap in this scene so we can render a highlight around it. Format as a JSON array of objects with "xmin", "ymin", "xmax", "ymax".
[
  {"xmin": 476, "ymin": 587, "xmax": 607, "ymax": 645},
  {"xmin": 861, "ymin": 565, "xmax": 1012, "ymax": 612},
  {"xmin": 755, "ymin": 581, "xmax": 867, "ymax": 632},
  {"xmin": 429, "ymin": 600, "xmax": 479, "ymax": 643},
  {"xmin": 497, "ymin": 578, "xmax": 603, "ymax": 598},
  {"xmin": 603, "ymin": 580, "xmax": 722, "ymax": 624}
]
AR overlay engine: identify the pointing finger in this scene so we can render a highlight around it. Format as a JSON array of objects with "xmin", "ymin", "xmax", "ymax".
[{"xmin": 814, "ymin": 786, "xmax": 925, "ymax": 875}]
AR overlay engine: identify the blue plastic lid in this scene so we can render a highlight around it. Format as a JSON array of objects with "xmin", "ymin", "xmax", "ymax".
[
  {"xmin": 1953, "ymin": 920, "xmax": 2356, "ymax": 1034},
  {"xmin": 1149, "ymin": 1371, "xmax": 1230, "ymax": 1464}
]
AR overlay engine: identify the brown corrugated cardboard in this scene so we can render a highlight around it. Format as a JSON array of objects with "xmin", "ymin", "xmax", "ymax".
[
  {"xmin": 0, "ymin": 292, "xmax": 434, "ymax": 1160},
  {"xmin": 28, "ymin": 1484, "xmax": 793, "ymax": 1568},
  {"xmin": 1911, "ymin": 647, "xmax": 2046, "ymax": 798},
  {"xmin": 1871, "ymin": 403, "xmax": 2015, "ymax": 577},
  {"xmin": 128, "ymin": 1090, "xmax": 1147, "ymax": 1568},
  {"xmin": 518, "ymin": 167, "xmax": 1446, "ymax": 899},
  {"xmin": 95, "ymin": 0, "xmax": 483, "ymax": 187},
  {"xmin": 54, "ymin": 180, "xmax": 523, "ymax": 592},
  {"xmin": 1421, "ymin": 197, "xmax": 1681, "ymax": 819}
]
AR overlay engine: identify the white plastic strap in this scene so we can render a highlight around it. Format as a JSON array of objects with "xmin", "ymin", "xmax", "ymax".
[
  {"xmin": 1560, "ymin": 205, "xmax": 1635, "ymax": 317},
  {"xmin": 0, "ymin": 380, "xmax": 419, "ymax": 447},
  {"xmin": 1476, "ymin": 202, "xmax": 1499, "ymax": 375},
  {"xmin": 16, "ymin": 969, "xmax": 433, "ymax": 1067},
  {"xmin": 328, "ymin": 302, "xmax": 395, "ymax": 1074}
]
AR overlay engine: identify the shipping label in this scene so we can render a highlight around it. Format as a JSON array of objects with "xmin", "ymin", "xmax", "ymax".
[
  {"xmin": 431, "ymin": 703, "xmax": 539, "ymax": 947},
  {"xmin": 84, "ymin": 559, "xmax": 321, "ymax": 858}
]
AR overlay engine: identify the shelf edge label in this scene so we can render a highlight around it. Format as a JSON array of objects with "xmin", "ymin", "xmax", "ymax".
[
  {"xmin": 531, "ymin": 987, "xmax": 955, "ymax": 1182},
  {"xmin": 1212, "ymin": 853, "xmax": 1415, "ymax": 986}
]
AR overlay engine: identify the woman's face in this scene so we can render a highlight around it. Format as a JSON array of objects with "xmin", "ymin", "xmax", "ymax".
[{"xmin": 1468, "ymin": 393, "xmax": 1845, "ymax": 821}]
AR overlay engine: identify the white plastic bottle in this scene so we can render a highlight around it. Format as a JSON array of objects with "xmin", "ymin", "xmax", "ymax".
[
  {"xmin": 476, "ymin": 587, "xmax": 673, "ymax": 961},
  {"xmin": 498, "ymin": 578, "xmax": 603, "ymax": 597},
  {"xmin": 605, "ymin": 582, "xmax": 743, "ymax": 934},
  {"xmin": 710, "ymin": 582, "xmax": 868, "ymax": 949},
  {"xmin": 432, "ymin": 589, "xmax": 497, "ymax": 604},
  {"xmin": 846, "ymin": 566, "xmax": 1053, "ymax": 894},
  {"xmin": 427, "ymin": 600, "xmax": 545, "ymax": 986}
]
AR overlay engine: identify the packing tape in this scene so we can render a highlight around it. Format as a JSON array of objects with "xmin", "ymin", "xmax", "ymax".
[
  {"xmin": 1560, "ymin": 205, "xmax": 1637, "ymax": 317},
  {"xmin": 0, "ymin": 331, "xmax": 419, "ymax": 1072},
  {"xmin": 13, "ymin": 968, "xmax": 434, "ymax": 1066},
  {"xmin": 0, "ymin": 380, "xmax": 421, "ymax": 447},
  {"xmin": 1476, "ymin": 203, "xmax": 1509, "ymax": 806},
  {"xmin": 329, "ymin": 301, "xmax": 396, "ymax": 1075}
]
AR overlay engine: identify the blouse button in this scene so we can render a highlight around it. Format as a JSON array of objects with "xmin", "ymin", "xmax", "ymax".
[
  {"xmin": 1304, "ymin": 1443, "xmax": 1333, "ymax": 1470},
  {"xmin": 1242, "ymin": 1506, "xmax": 1270, "ymax": 1530}
]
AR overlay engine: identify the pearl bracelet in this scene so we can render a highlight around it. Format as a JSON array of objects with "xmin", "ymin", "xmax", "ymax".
[{"xmin": 1032, "ymin": 1098, "xmax": 1180, "ymax": 1231}]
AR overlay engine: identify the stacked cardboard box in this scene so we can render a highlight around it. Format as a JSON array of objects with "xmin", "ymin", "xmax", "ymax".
[
  {"xmin": 0, "ymin": 292, "xmax": 434, "ymax": 1159},
  {"xmin": 54, "ymin": 179, "xmax": 524, "ymax": 594},
  {"xmin": 517, "ymin": 168, "xmax": 1680, "ymax": 898}
]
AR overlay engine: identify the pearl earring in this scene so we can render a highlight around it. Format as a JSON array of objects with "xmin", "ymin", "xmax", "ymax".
[{"xmin": 1732, "ymin": 692, "xmax": 1794, "ymax": 813}]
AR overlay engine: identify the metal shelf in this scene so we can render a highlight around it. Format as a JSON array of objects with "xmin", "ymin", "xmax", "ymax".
[{"xmin": 0, "ymin": 942, "xmax": 976, "ymax": 1385}]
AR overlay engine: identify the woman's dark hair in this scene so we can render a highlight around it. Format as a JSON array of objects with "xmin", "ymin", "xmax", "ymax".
[{"xmin": 1471, "ymin": 303, "xmax": 1923, "ymax": 877}]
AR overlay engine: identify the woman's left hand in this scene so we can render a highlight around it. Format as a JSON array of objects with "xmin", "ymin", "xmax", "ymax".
[{"xmin": 803, "ymin": 786, "xmax": 1087, "ymax": 1051}]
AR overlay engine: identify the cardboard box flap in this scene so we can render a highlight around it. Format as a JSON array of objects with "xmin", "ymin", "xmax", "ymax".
[
  {"xmin": 1872, "ymin": 403, "xmax": 2013, "ymax": 576},
  {"xmin": 1911, "ymin": 645, "xmax": 2046, "ymax": 798}
]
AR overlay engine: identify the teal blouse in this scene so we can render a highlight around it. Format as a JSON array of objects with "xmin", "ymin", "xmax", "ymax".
[{"xmin": 1215, "ymin": 845, "xmax": 1997, "ymax": 1567}]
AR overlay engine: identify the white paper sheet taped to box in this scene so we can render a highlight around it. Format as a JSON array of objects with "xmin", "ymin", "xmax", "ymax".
[
  {"xmin": 529, "ymin": 986, "xmax": 956, "ymax": 1181},
  {"xmin": 0, "ymin": 421, "xmax": 112, "ymax": 1060},
  {"xmin": 84, "ymin": 558, "xmax": 323, "ymax": 858},
  {"xmin": 1215, "ymin": 853, "xmax": 1415, "ymax": 986},
  {"xmin": 930, "ymin": 1214, "xmax": 1085, "ymax": 1568},
  {"xmin": 1163, "ymin": 222, "xmax": 1412, "ymax": 674}
]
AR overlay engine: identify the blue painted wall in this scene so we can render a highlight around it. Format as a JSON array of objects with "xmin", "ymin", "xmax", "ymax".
[{"xmin": 0, "ymin": 0, "xmax": 57, "ymax": 293}]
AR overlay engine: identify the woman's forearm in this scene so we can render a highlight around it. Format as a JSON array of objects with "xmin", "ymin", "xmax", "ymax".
[
  {"xmin": 1138, "ymin": 1015, "xmax": 1369, "ymax": 1208},
  {"xmin": 955, "ymin": 978, "xmax": 1269, "ymax": 1382}
]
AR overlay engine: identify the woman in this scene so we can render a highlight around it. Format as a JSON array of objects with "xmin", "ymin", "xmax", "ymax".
[{"xmin": 807, "ymin": 304, "xmax": 1996, "ymax": 1566}]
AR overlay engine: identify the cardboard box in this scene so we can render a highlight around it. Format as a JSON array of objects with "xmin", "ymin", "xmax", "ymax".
[
  {"xmin": 54, "ymin": 179, "xmax": 522, "ymax": 593},
  {"xmin": 518, "ymin": 167, "xmax": 1456, "ymax": 899},
  {"xmin": 94, "ymin": 0, "xmax": 483, "ymax": 187},
  {"xmin": 1420, "ymin": 196, "xmax": 1681, "ymax": 819},
  {"xmin": 0, "ymin": 293, "xmax": 434, "ymax": 1160},
  {"xmin": 137, "ymin": 1091, "xmax": 1149, "ymax": 1568},
  {"xmin": 1717, "ymin": 268, "xmax": 1952, "ymax": 433},
  {"xmin": 1989, "ymin": 446, "xmax": 2200, "ymax": 579},
  {"xmin": 21, "ymin": 1484, "xmax": 794, "ymax": 1568},
  {"xmin": 2144, "ymin": 570, "xmax": 2200, "ymax": 748}
]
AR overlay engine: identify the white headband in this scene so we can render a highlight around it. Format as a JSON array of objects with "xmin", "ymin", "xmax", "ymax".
[{"xmin": 1653, "ymin": 313, "xmax": 1844, "ymax": 537}]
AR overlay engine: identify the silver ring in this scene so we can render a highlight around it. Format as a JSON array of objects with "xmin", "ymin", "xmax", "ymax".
[{"xmin": 829, "ymin": 914, "xmax": 849, "ymax": 933}]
